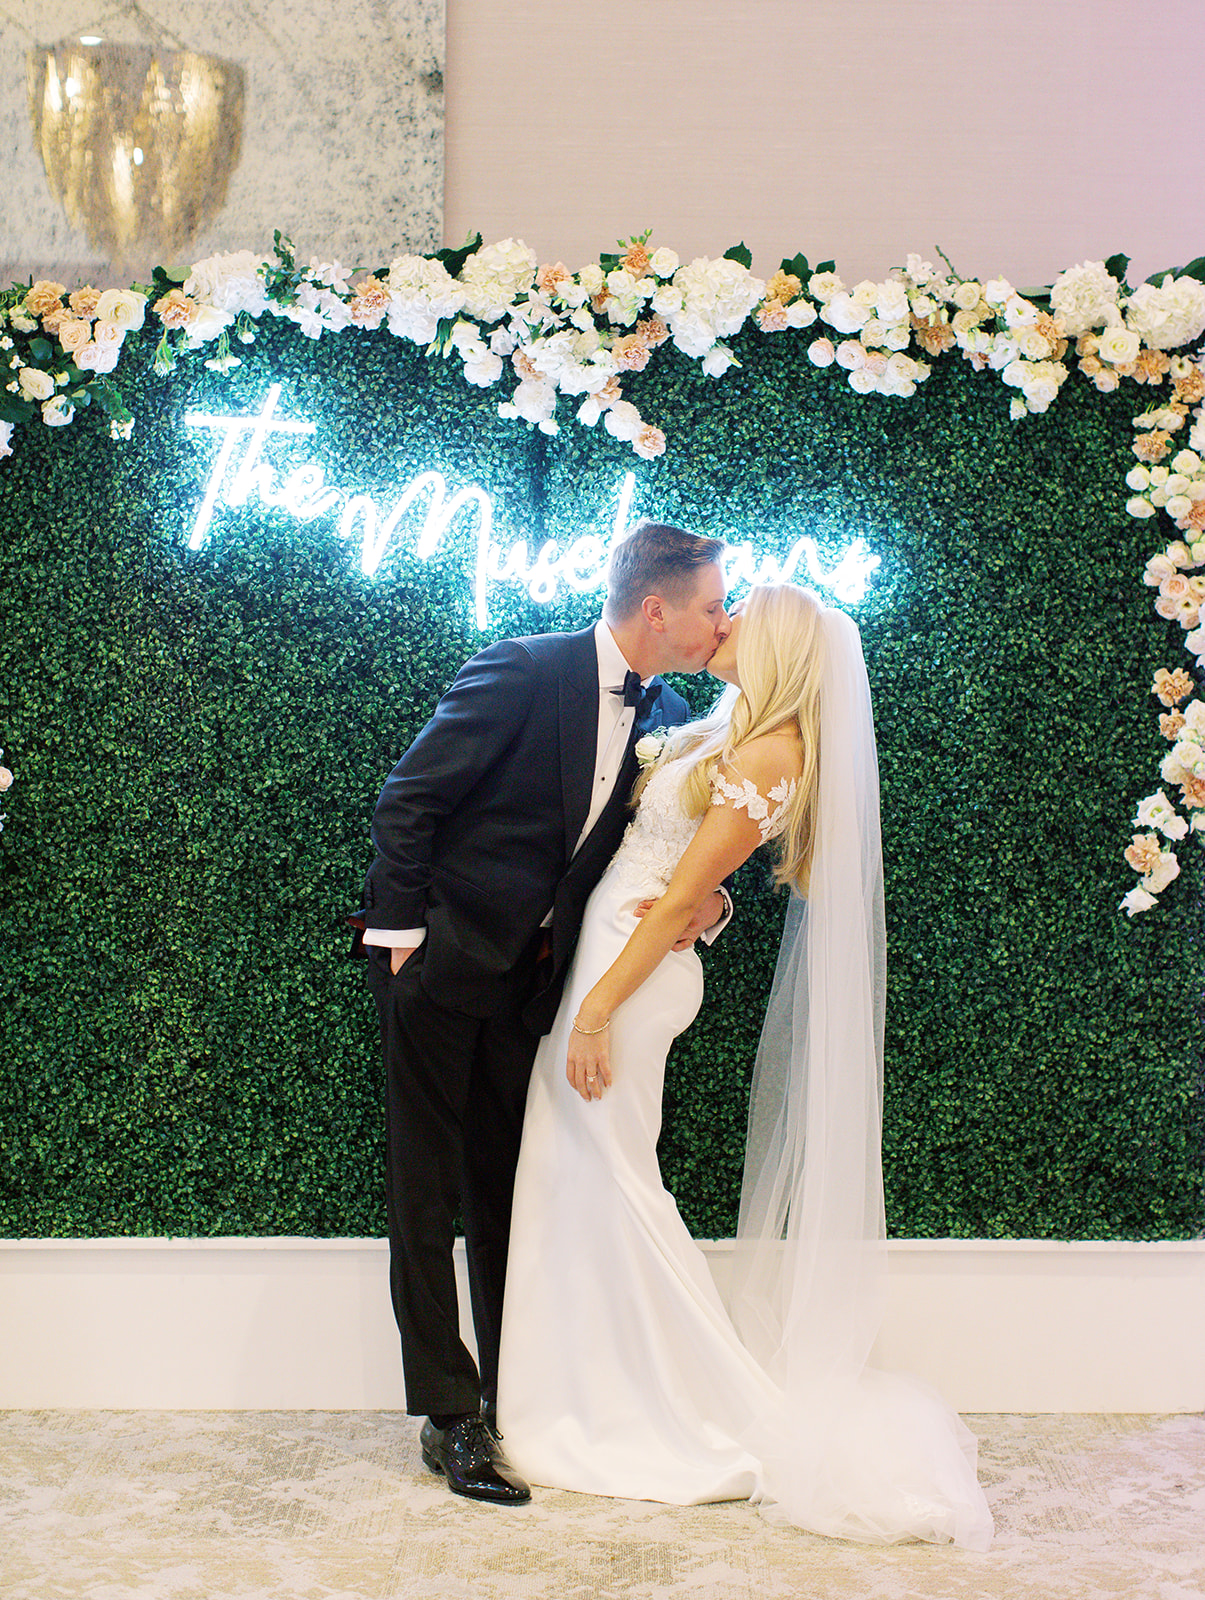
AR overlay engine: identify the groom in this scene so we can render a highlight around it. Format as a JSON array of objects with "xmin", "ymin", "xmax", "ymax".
[{"xmin": 351, "ymin": 520, "xmax": 731, "ymax": 1504}]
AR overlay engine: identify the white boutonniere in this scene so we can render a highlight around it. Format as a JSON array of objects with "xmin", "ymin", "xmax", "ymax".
[{"xmin": 634, "ymin": 732, "xmax": 666, "ymax": 770}]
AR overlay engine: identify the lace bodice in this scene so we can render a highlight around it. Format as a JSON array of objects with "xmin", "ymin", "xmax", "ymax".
[{"xmin": 608, "ymin": 759, "xmax": 797, "ymax": 898}]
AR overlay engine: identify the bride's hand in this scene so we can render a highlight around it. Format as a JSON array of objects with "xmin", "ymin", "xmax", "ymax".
[{"xmin": 566, "ymin": 1017, "xmax": 611, "ymax": 1102}]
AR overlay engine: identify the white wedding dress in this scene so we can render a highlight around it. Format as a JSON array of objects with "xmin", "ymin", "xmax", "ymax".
[{"xmin": 498, "ymin": 746, "xmax": 993, "ymax": 1548}]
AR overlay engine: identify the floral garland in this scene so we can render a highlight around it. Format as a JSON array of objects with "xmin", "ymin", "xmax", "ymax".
[{"xmin": 2, "ymin": 234, "xmax": 1205, "ymax": 912}]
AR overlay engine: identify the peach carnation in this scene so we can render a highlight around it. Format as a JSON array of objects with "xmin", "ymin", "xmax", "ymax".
[
  {"xmin": 25, "ymin": 280, "xmax": 65, "ymax": 318},
  {"xmin": 914, "ymin": 318, "xmax": 956, "ymax": 355},
  {"xmin": 1133, "ymin": 349, "xmax": 1172, "ymax": 385},
  {"xmin": 154, "ymin": 289, "xmax": 195, "ymax": 329},
  {"xmin": 39, "ymin": 307, "xmax": 67, "ymax": 336},
  {"xmin": 1173, "ymin": 368, "xmax": 1205, "ymax": 404},
  {"xmin": 596, "ymin": 375, "xmax": 622, "ymax": 406},
  {"xmin": 590, "ymin": 290, "xmax": 610, "ymax": 317},
  {"xmin": 537, "ymin": 261, "xmax": 572, "ymax": 296},
  {"xmin": 1152, "ymin": 666, "xmax": 1196, "ymax": 705},
  {"xmin": 611, "ymin": 333, "xmax": 651, "ymax": 372},
  {"xmin": 1160, "ymin": 710, "xmax": 1187, "ymax": 739},
  {"xmin": 349, "ymin": 277, "xmax": 391, "ymax": 325},
  {"xmin": 512, "ymin": 348, "xmax": 539, "ymax": 382},
  {"xmin": 622, "ymin": 242, "xmax": 650, "ymax": 278},
  {"xmin": 68, "ymin": 286, "xmax": 101, "ymax": 318},
  {"xmin": 633, "ymin": 423, "xmax": 666, "ymax": 460},
  {"xmin": 755, "ymin": 300, "xmax": 790, "ymax": 333},
  {"xmin": 1179, "ymin": 772, "xmax": 1205, "ymax": 808},
  {"xmin": 1091, "ymin": 368, "xmax": 1120, "ymax": 392},
  {"xmin": 764, "ymin": 270, "xmax": 803, "ymax": 303},
  {"xmin": 1133, "ymin": 429, "xmax": 1173, "ymax": 463},
  {"xmin": 1124, "ymin": 832, "xmax": 1164, "ymax": 875},
  {"xmin": 636, "ymin": 315, "xmax": 669, "ymax": 348}
]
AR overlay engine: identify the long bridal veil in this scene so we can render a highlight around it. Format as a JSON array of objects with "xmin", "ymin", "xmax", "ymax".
[{"xmin": 728, "ymin": 607, "xmax": 994, "ymax": 1549}]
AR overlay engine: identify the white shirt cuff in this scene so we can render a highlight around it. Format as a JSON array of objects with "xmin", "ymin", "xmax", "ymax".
[
  {"xmin": 362, "ymin": 927, "xmax": 427, "ymax": 949},
  {"xmin": 699, "ymin": 885, "xmax": 733, "ymax": 945}
]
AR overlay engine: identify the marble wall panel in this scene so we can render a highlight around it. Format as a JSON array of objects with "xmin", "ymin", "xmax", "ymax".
[{"xmin": 0, "ymin": 0, "xmax": 443, "ymax": 285}]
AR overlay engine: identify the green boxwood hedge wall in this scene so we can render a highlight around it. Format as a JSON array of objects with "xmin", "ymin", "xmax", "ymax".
[{"xmin": 0, "ymin": 315, "xmax": 1200, "ymax": 1240}]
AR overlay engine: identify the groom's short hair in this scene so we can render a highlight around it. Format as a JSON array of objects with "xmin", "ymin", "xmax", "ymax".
[{"xmin": 604, "ymin": 520, "xmax": 725, "ymax": 621}]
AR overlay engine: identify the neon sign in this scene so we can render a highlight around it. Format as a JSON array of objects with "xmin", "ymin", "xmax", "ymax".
[{"xmin": 184, "ymin": 386, "xmax": 881, "ymax": 627}]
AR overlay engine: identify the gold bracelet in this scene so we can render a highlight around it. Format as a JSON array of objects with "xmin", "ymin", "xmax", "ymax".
[{"xmin": 572, "ymin": 1015, "xmax": 610, "ymax": 1035}]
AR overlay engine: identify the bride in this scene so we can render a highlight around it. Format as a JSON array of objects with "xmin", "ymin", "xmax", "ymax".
[{"xmin": 496, "ymin": 582, "xmax": 994, "ymax": 1549}]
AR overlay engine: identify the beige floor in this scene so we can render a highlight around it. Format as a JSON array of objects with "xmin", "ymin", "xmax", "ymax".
[{"xmin": 1, "ymin": 1410, "xmax": 1202, "ymax": 1599}]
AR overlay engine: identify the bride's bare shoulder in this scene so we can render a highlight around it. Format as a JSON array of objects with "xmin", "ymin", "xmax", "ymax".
[{"xmin": 722, "ymin": 729, "xmax": 803, "ymax": 787}]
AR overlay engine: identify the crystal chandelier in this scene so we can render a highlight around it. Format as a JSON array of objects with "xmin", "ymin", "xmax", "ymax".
[{"xmin": 27, "ymin": 36, "xmax": 245, "ymax": 268}]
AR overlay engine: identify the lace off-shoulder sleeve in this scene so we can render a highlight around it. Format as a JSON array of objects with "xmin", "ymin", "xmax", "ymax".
[{"xmin": 711, "ymin": 771, "xmax": 798, "ymax": 842}]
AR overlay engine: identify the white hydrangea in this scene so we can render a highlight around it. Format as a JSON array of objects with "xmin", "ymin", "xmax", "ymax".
[
  {"xmin": 1124, "ymin": 275, "xmax": 1205, "ymax": 351},
  {"xmin": 184, "ymin": 252, "xmax": 270, "ymax": 316},
  {"xmin": 386, "ymin": 256, "xmax": 466, "ymax": 342},
  {"xmin": 1049, "ymin": 261, "xmax": 1123, "ymax": 337},
  {"xmin": 665, "ymin": 257, "xmax": 765, "ymax": 358},
  {"xmin": 459, "ymin": 238, "xmax": 538, "ymax": 323}
]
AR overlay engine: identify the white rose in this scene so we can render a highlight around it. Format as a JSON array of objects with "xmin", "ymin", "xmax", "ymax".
[
  {"xmin": 834, "ymin": 340, "xmax": 864, "ymax": 371},
  {"xmin": 850, "ymin": 280, "xmax": 878, "ymax": 308},
  {"xmin": 634, "ymin": 734, "xmax": 663, "ymax": 767},
  {"xmin": 1098, "ymin": 326, "xmax": 1141, "ymax": 366},
  {"xmin": 1016, "ymin": 326, "xmax": 1050, "ymax": 359},
  {"xmin": 1126, "ymin": 465, "xmax": 1152, "ymax": 490},
  {"xmin": 41, "ymin": 395, "xmax": 75, "ymax": 426},
  {"xmin": 909, "ymin": 295, "xmax": 937, "ymax": 320},
  {"xmin": 785, "ymin": 299, "xmax": 818, "ymax": 329},
  {"xmin": 951, "ymin": 281, "xmax": 982, "ymax": 312},
  {"xmin": 606, "ymin": 269, "xmax": 637, "ymax": 297},
  {"xmin": 1171, "ymin": 449, "xmax": 1202, "ymax": 475},
  {"xmin": 875, "ymin": 282, "xmax": 909, "ymax": 323},
  {"xmin": 860, "ymin": 317, "xmax": 886, "ymax": 347},
  {"xmin": 952, "ymin": 307, "xmax": 981, "ymax": 335},
  {"xmin": 1020, "ymin": 361, "xmax": 1065, "ymax": 411},
  {"xmin": 1009, "ymin": 397, "xmax": 1028, "ymax": 420},
  {"xmin": 847, "ymin": 367, "xmax": 879, "ymax": 394},
  {"xmin": 1127, "ymin": 495, "xmax": 1157, "ymax": 518},
  {"xmin": 74, "ymin": 341, "xmax": 120, "ymax": 372},
  {"xmin": 0, "ymin": 419, "xmax": 13, "ymax": 458},
  {"xmin": 1125, "ymin": 275, "xmax": 1205, "ymax": 350},
  {"xmin": 1144, "ymin": 553, "xmax": 1177, "ymax": 585},
  {"xmin": 807, "ymin": 271, "xmax": 844, "ymax": 303},
  {"xmin": 185, "ymin": 303, "xmax": 235, "ymax": 346},
  {"xmin": 94, "ymin": 287, "xmax": 147, "ymax": 330},
  {"xmin": 648, "ymin": 247, "xmax": 679, "ymax": 279},
  {"xmin": 807, "ymin": 337, "xmax": 836, "ymax": 367},
  {"xmin": 1185, "ymin": 626, "xmax": 1205, "ymax": 659},
  {"xmin": 1167, "ymin": 495, "xmax": 1194, "ymax": 522},
  {"xmin": 18, "ymin": 366, "xmax": 55, "ymax": 401},
  {"xmin": 823, "ymin": 293, "xmax": 870, "ymax": 334}
]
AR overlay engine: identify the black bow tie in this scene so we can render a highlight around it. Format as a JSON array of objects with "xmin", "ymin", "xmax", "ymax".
[
  {"xmin": 615, "ymin": 670, "xmax": 645, "ymax": 708},
  {"xmin": 613, "ymin": 671, "xmax": 659, "ymax": 721}
]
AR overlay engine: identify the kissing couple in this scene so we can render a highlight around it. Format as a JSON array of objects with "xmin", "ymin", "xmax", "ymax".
[{"xmin": 353, "ymin": 519, "xmax": 992, "ymax": 1548}]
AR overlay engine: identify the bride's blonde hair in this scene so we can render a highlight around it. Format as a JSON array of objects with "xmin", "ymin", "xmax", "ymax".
[{"xmin": 636, "ymin": 583, "xmax": 826, "ymax": 892}]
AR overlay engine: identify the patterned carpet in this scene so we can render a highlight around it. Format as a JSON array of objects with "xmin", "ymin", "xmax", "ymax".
[{"xmin": 1, "ymin": 1410, "xmax": 1203, "ymax": 1599}]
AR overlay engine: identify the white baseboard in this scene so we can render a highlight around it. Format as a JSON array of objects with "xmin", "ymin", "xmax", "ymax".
[{"xmin": 1, "ymin": 1237, "xmax": 1202, "ymax": 1412}]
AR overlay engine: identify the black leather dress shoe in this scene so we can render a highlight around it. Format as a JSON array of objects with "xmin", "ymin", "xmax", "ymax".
[{"xmin": 419, "ymin": 1415, "xmax": 531, "ymax": 1504}]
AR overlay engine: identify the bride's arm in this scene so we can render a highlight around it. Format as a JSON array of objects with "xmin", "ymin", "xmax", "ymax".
[{"xmin": 566, "ymin": 734, "xmax": 801, "ymax": 1101}]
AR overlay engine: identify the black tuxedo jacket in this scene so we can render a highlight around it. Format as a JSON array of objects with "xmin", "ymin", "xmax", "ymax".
[{"xmin": 352, "ymin": 626, "xmax": 690, "ymax": 1031}]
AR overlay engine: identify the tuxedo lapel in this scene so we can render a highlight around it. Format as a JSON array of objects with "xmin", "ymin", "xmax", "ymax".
[{"xmin": 558, "ymin": 630, "xmax": 600, "ymax": 852}]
